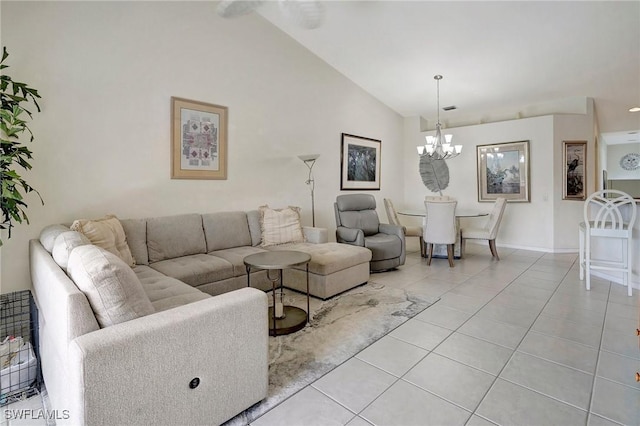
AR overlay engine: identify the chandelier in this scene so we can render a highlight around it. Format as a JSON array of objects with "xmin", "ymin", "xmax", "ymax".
[{"xmin": 417, "ymin": 75, "xmax": 462, "ymax": 160}]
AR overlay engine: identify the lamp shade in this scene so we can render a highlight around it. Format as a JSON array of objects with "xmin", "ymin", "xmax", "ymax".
[{"xmin": 298, "ymin": 154, "xmax": 320, "ymax": 162}]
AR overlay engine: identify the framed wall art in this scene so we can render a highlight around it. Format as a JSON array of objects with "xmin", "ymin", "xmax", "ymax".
[
  {"xmin": 563, "ymin": 140, "xmax": 587, "ymax": 200},
  {"xmin": 171, "ymin": 97, "xmax": 227, "ymax": 179},
  {"xmin": 477, "ymin": 140, "xmax": 530, "ymax": 202},
  {"xmin": 340, "ymin": 133, "xmax": 381, "ymax": 190}
]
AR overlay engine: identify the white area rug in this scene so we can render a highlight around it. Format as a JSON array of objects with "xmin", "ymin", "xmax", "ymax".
[{"xmin": 224, "ymin": 282, "xmax": 439, "ymax": 425}]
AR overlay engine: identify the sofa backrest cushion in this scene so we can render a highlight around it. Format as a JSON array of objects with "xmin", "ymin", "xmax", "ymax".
[
  {"xmin": 39, "ymin": 224, "xmax": 71, "ymax": 253},
  {"xmin": 146, "ymin": 214, "xmax": 206, "ymax": 263},
  {"xmin": 67, "ymin": 245, "xmax": 155, "ymax": 328},
  {"xmin": 202, "ymin": 212, "xmax": 252, "ymax": 252},
  {"xmin": 52, "ymin": 231, "xmax": 91, "ymax": 271},
  {"xmin": 120, "ymin": 218, "xmax": 149, "ymax": 266},
  {"xmin": 70, "ymin": 215, "xmax": 136, "ymax": 267},
  {"xmin": 247, "ymin": 210, "xmax": 262, "ymax": 246}
]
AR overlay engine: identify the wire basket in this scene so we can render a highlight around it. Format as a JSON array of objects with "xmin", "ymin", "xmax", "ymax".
[{"xmin": 0, "ymin": 290, "xmax": 42, "ymax": 406}]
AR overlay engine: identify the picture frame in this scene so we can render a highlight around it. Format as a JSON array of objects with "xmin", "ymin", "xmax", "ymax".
[
  {"xmin": 563, "ymin": 140, "xmax": 587, "ymax": 200},
  {"xmin": 340, "ymin": 133, "xmax": 381, "ymax": 190},
  {"xmin": 171, "ymin": 97, "xmax": 227, "ymax": 179},
  {"xmin": 477, "ymin": 140, "xmax": 530, "ymax": 202}
]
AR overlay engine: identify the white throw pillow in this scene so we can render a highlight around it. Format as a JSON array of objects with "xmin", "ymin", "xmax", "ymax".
[
  {"xmin": 259, "ymin": 205, "xmax": 305, "ymax": 247},
  {"xmin": 52, "ymin": 231, "xmax": 91, "ymax": 271},
  {"xmin": 71, "ymin": 215, "xmax": 135, "ymax": 267},
  {"xmin": 67, "ymin": 245, "xmax": 154, "ymax": 328}
]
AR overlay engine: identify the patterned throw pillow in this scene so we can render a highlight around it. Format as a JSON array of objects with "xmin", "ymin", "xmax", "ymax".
[{"xmin": 259, "ymin": 205, "xmax": 305, "ymax": 247}]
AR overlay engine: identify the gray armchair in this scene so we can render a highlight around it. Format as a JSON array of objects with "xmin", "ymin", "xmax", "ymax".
[{"xmin": 334, "ymin": 194, "xmax": 405, "ymax": 272}]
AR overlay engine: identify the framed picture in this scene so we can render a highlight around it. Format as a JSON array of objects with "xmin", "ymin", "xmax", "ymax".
[
  {"xmin": 563, "ymin": 140, "xmax": 587, "ymax": 200},
  {"xmin": 171, "ymin": 97, "xmax": 227, "ymax": 179},
  {"xmin": 340, "ymin": 133, "xmax": 381, "ymax": 190},
  {"xmin": 477, "ymin": 140, "xmax": 530, "ymax": 202}
]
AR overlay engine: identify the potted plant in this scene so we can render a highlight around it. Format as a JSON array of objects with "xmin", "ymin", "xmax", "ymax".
[{"xmin": 0, "ymin": 47, "xmax": 42, "ymax": 246}]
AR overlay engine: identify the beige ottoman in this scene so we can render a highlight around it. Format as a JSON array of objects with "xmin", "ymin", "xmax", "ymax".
[{"xmin": 267, "ymin": 242, "xmax": 372, "ymax": 299}]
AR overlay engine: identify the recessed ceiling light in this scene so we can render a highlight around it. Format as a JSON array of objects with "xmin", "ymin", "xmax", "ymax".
[{"xmin": 629, "ymin": 107, "xmax": 640, "ymax": 112}]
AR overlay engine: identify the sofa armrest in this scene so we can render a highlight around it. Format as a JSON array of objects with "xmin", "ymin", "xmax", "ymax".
[
  {"xmin": 66, "ymin": 288, "xmax": 268, "ymax": 426},
  {"xmin": 336, "ymin": 226, "xmax": 365, "ymax": 246},
  {"xmin": 303, "ymin": 226, "xmax": 329, "ymax": 244}
]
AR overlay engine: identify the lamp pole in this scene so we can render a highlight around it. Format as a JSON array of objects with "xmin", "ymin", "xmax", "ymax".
[{"xmin": 298, "ymin": 155, "xmax": 320, "ymax": 227}]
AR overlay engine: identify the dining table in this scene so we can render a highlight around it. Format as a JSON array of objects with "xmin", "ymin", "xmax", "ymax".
[{"xmin": 398, "ymin": 209, "xmax": 488, "ymax": 258}]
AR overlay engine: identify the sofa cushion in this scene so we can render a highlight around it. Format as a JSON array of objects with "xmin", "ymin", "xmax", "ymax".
[
  {"xmin": 120, "ymin": 218, "xmax": 149, "ymax": 266},
  {"xmin": 70, "ymin": 215, "xmax": 136, "ymax": 267},
  {"xmin": 259, "ymin": 205, "xmax": 305, "ymax": 247},
  {"xmin": 202, "ymin": 212, "xmax": 252, "ymax": 252},
  {"xmin": 267, "ymin": 242, "xmax": 372, "ymax": 275},
  {"xmin": 149, "ymin": 254, "xmax": 234, "ymax": 287},
  {"xmin": 133, "ymin": 265, "xmax": 210, "ymax": 312},
  {"xmin": 147, "ymin": 214, "xmax": 206, "ymax": 263},
  {"xmin": 67, "ymin": 245, "xmax": 155, "ymax": 328},
  {"xmin": 209, "ymin": 246, "xmax": 268, "ymax": 276},
  {"xmin": 39, "ymin": 224, "xmax": 70, "ymax": 253},
  {"xmin": 52, "ymin": 231, "xmax": 91, "ymax": 271},
  {"xmin": 247, "ymin": 210, "xmax": 262, "ymax": 247}
]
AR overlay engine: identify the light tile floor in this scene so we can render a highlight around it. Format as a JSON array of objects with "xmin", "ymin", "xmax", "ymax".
[
  {"xmin": 252, "ymin": 244, "xmax": 640, "ymax": 426},
  {"xmin": 2, "ymin": 244, "xmax": 638, "ymax": 425}
]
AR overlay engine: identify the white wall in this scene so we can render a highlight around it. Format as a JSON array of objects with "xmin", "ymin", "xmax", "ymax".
[
  {"xmin": 553, "ymin": 107, "xmax": 597, "ymax": 250},
  {"xmin": 0, "ymin": 1, "xmax": 405, "ymax": 292},
  {"xmin": 404, "ymin": 109, "xmax": 603, "ymax": 253}
]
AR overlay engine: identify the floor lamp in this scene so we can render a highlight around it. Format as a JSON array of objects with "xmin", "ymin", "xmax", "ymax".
[{"xmin": 298, "ymin": 154, "xmax": 320, "ymax": 227}]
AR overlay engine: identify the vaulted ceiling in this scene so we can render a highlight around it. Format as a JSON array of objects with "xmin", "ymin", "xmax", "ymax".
[{"xmin": 255, "ymin": 1, "xmax": 640, "ymax": 145}]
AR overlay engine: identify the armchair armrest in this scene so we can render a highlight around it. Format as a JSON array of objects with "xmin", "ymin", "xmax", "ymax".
[
  {"xmin": 379, "ymin": 223, "xmax": 406, "ymax": 265},
  {"xmin": 67, "ymin": 288, "xmax": 268, "ymax": 426},
  {"xmin": 336, "ymin": 226, "xmax": 365, "ymax": 246},
  {"xmin": 303, "ymin": 226, "xmax": 329, "ymax": 244},
  {"xmin": 379, "ymin": 223, "xmax": 404, "ymax": 239}
]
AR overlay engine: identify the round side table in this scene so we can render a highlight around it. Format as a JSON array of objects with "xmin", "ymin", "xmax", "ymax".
[{"xmin": 244, "ymin": 251, "xmax": 311, "ymax": 336}]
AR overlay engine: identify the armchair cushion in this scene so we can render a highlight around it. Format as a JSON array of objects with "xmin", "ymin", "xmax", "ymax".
[{"xmin": 365, "ymin": 233, "xmax": 403, "ymax": 261}]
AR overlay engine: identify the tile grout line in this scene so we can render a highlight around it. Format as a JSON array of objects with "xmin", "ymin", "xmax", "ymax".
[{"xmin": 462, "ymin": 255, "xmax": 587, "ymax": 425}]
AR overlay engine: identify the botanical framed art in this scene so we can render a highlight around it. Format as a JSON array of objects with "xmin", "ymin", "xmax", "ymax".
[
  {"xmin": 563, "ymin": 140, "xmax": 587, "ymax": 200},
  {"xmin": 171, "ymin": 97, "xmax": 227, "ymax": 179},
  {"xmin": 340, "ymin": 133, "xmax": 381, "ymax": 190},
  {"xmin": 477, "ymin": 140, "xmax": 530, "ymax": 202}
]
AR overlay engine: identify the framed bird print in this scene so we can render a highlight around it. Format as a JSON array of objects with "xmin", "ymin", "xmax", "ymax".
[{"xmin": 563, "ymin": 141, "xmax": 587, "ymax": 200}]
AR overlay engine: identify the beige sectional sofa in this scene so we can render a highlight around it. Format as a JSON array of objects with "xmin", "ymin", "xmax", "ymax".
[{"xmin": 30, "ymin": 210, "xmax": 371, "ymax": 425}]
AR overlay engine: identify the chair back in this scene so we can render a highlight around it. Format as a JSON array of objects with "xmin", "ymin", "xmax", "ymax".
[
  {"xmin": 335, "ymin": 194, "xmax": 380, "ymax": 236},
  {"xmin": 383, "ymin": 198, "xmax": 401, "ymax": 226},
  {"xmin": 424, "ymin": 200, "xmax": 457, "ymax": 244},
  {"xmin": 583, "ymin": 190, "xmax": 637, "ymax": 237},
  {"xmin": 486, "ymin": 197, "xmax": 507, "ymax": 239}
]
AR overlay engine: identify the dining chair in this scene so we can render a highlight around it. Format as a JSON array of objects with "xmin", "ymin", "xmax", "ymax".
[
  {"xmin": 383, "ymin": 198, "xmax": 425, "ymax": 257},
  {"xmin": 579, "ymin": 190, "xmax": 636, "ymax": 296},
  {"xmin": 460, "ymin": 197, "xmax": 507, "ymax": 260},
  {"xmin": 423, "ymin": 199, "xmax": 457, "ymax": 267}
]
